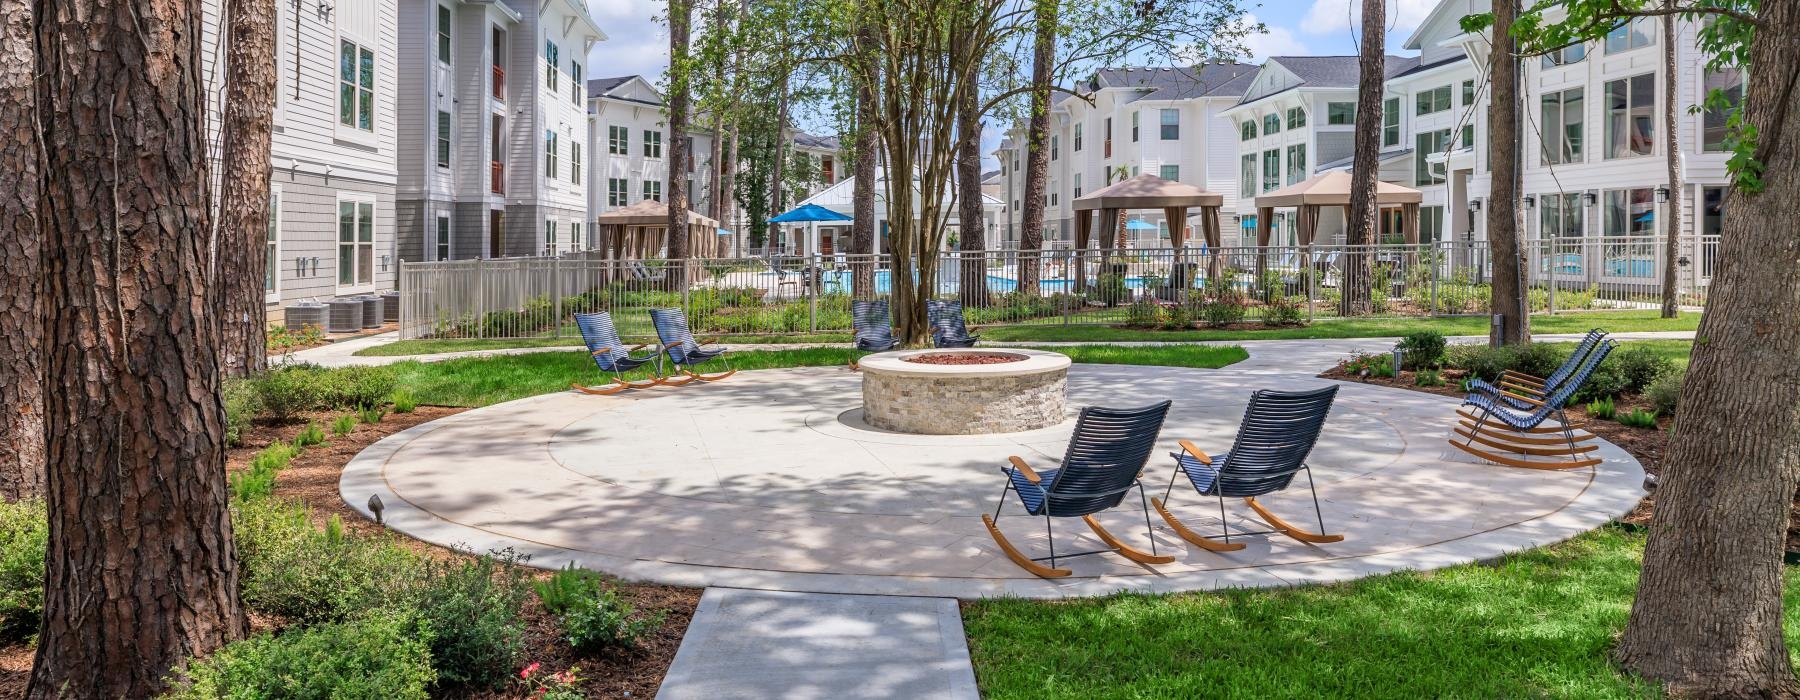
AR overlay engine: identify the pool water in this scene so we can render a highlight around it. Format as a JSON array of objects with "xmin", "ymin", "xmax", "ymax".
[{"xmin": 766, "ymin": 269, "xmax": 1172, "ymax": 295}]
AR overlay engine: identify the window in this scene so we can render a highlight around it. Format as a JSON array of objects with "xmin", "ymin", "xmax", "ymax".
[
  {"xmin": 336, "ymin": 198, "xmax": 375, "ymax": 287},
  {"xmin": 1072, "ymin": 173, "xmax": 1081, "ymax": 198},
  {"xmin": 1461, "ymin": 79, "xmax": 1476, "ymax": 106},
  {"xmin": 265, "ymin": 191, "xmax": 280, "ymax": 297},
  {"xmin": 1606, "ymin": 17, "xmax": 1654, "ymax": 54},
  {"xmin": 544, "ymin": 130, "xmax": 558, "ymax": 178},
  {"xmin": 1541, "ymin": 87, "xmax": 1584, "ymax": 164},
  {"xmin": 1050, "ymin": 190, "xmax": 1058, "ymax": 207},
  {"xmin": 1261, "ymin": 149, "xmax": 1279, "ymax": 191},
  {"xmin": 1604, "ymin": 188, "xmax": 1656, "ymax": 277},
  {"xmin": 1540, "ymin": 192, "xmax": 1583, "ymax": 241},
  {"xmin": 1130, "ymin": 111, "xmax": 1139, "ymax": 142},
  {"xmin": 435, "ymin": 110, "xmax": 451, "ymax": 168},
  {"xmin": 1415, "ymin": 128, "xmax": 1451, "ymax": 185},
  {"xmin": 1542, "ymin": 43, "xmax": 1586, "ymax": 69},
  {"xmin": 1240, "ymin": 154, "xmax": 1255, "ymax": 197},
  {"xmin": 434, "ymin": 214, "xmax": 451, "ymax": 261},
  {"xmin": 544, "ymin": 40, "xmax": 559, "ymax": 91},
  {"xmin": 571, "ymin": 142, "xmax": 582, "ymax": 185},
  {"xmin": 338, "ymin": 39, "xmax": 375, "ymax": 131},
  {"xmin": 608, "ymin": 125, "xmax": 628, "ymax": 154},
  {"xmin": 544, "ymin": 220, "xmax": 558, "ymax": 255},
  {"xmin": 436, "ymin": 5, "xmax": 452, "ymax": 65},
  {"xmin": 571, "ymin": 222, "xmax": 583, "ymax": 250},
  {"xmin": 1286, "ymin": 106, "xmax": 1306, "ymax": 129},
  {"xmin": 1419, "ymin": 206, "xmax": 1444, "ymax": 244},
  {"xmin": 1160, "ymin": 109, "xmax": 1179, "ymax": 140},
  {"xmin": 643, "ymin": 130, "xmax": 662, "ymax": 158},
  {"xmin": 1461, "ymin": 124, "xmax": 1474, "ymax": 148},
  {"xmin": 1703, "ymin": 67, "xmax": 1744, "ymax": 152},
  {"xmin": 1382, "ymin": 97, "xmax": 1400, "ymax": 146},
  {"xmin": 1104, "ymin": 118, "xmax": 1112, "ymax": 155},
  {"xmin": 1416, "ymin": 85, "xmax": 1452, "ymax": 115},
  {"xmin": 1159, "ymin": 164, "xmax": 1178, "ymax": 182},
  {"xmin": 1284, "ymin": 144, "xmax": 1306, "ymax": 185},
  {"xmin": 1262, "ymin": 113, "xmax": 1279, "ymax": 135},
  {"xmin": 1240, "ymin": 120, "xmax": 1257, "ymax": 140},
  {"xmin": 608, "ymin": 177, "xmax": 628, "ymax": 206},
  {"xmin": 1050, "ymin": 134, "xmax": 1059, "ymax": 160},
  {"xmin": 1327, "ymin": 102, "xmax": 1355, "ymax": 125},
  {"xmin": 1605, "ymin": 73, "xmax": 1655, "ymax": 158},
  {"xmin": 643, "ymin": 179, "xmax": 661, "ymax": 202},
  {"xmin": 1073, "ymin": 123, "xmax": 1083, "ymax": 151}
]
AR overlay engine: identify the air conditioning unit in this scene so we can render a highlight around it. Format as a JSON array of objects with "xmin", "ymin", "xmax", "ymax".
[
  {"xmin": 379, "ymin": 291, "xmax": 401, "ymax": 323},
  {"xmin": 326, "ymin": 298, "xmax": 364, "ymax": 333},
  {"xmin": 356, "ymin": 296, "xmax": 384, "ymax": 329},
  {"xmin": 284, "ymin": 302, "xmax": 328, "ymax": 331}
]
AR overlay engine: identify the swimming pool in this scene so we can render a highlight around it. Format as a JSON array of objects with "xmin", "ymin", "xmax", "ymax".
[{"xmin": 761, "ymin": 269, "xmax": 1172, "ymax": 295}]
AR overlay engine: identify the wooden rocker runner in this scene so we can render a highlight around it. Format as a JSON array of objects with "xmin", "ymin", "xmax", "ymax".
[
  {"xmin": 1154, "ymin": 386, "xmax": 1345, "ymax": 552},
  {"xmin": 1450, "ymin": 339, "xmax": 1618, "ymax": 470},
  {"xmin": 649, "ymin": 308, "xmax": 737, "ymax": 383},
  {"xmin": 569, "ymin": 311, "xmax": 664, "ymax": 395},
  {"xmin": 983, "ymin": 402, "xmax": 1175, "ymax": 578},
  {"xmin": 848, "ymin": 299, "xmax": 900, "ymax": 370}
]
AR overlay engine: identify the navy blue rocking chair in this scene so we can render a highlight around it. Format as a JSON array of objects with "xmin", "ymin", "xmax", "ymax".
[
  {"xmin": 848, "ymin": 299, "xmax": 900, "ymax": 370},
  {"xmin": 1463, "ymin": 329, "xmax": 1607, "ymax": 413},
  {"xmin": 570, "ymin": 311, "xmax": 663, "ymax": 395},
  {"xmin": 926, "ymin": 300, "xmax": 979, "ymax": 348},
  {"xmin": 983, "ymin": 401, "xmax": 1175, "ymax": 578},
  {"xmin": 1153, "ymin": 387, "xmax": 1343, "ymax": 551},
  {"xmin": 1451, "ymin": 339, "xmax": 1617, "ymax": 470},
  {"xmin": 649, "ymin": 308, "xmax": 736, "ymax": 384}
]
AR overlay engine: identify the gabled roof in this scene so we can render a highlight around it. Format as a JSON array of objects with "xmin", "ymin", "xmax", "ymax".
[
  {"xmin": 1094, "ymin": 62, "xmax": 1260, "ymax": 101},
  {"xmin": 1388, "ymin": 54, "xmax": 1469, "ymax": 80},
  {"xmin": 588, "ymin": 75, "xmax": 661, "ymax": 107},
  {"xmin": 1403, "ymin": 0, "xmax": 1492, "ymax": 50},
  {"xmin": 792, "ymin": 131, "xmax": 842, "ymax": 150},
  {"xmin": 1266, "ymin": 55, "xmax": 1420, "ymax": 88}
]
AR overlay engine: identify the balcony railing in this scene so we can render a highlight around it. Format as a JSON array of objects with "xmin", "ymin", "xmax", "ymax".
[
  {"xmin": 490, "ymin": 161, "xmax": 504, "ymax": 194},
  {"xmin": 492, "ymin": 65, "xmax": 505, "ymax": 101}
]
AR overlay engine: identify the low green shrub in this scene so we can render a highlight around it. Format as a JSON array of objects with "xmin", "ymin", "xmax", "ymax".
[
  {"xmin": 411, "ymin": 551, "xmax": 532, "ymax": 690},
  {"xmin": 254, "ymin": 364, "xmax": 399, "ymax": 420},
  {"xmin": 1340, "ymin": 352, "xmax": 1394, "ymax": 379},
  {"xmin": 1645, "ymin": 369, "xmax": 1684, "ymax": 416},
  {"xmin": 1618, "ymin": 408, "xmax": 1660, "ymax": 429},
  {"xmin": 1611, "ymin": 345, "xmax": 1674, "ymax": 393},
  {"xmin": 330, "ymin": 414, "xmax": 356, "ymax": 437},
  {"xmin": 253, "ymin": 366, "xmax": 323, "ymax": 421},
  {"xmin": 1571, "ymin": 361, "xmax": 1630, "ymax": 404},
  {"xmin": 1414, "ymin": 369, "xmax": 1444, "ymax": 387},
  {"xmin": 163, "ymin": 609, "xmax": 435, "ymax": 700},
  {"xmin": 0, "ymin": 499, "xmax": 47, "ymax": 642},
  {"xmin": 293, "ymin": 422, "xmax": 326, "ymax": 448},
  {"xmin": 1509, "ymin": 343, "xmax": 1566, "ymax": 381},
  {"xmin": 1123, "ymin": 300, "xmax": 1162, "ymax": 328},
  {"xmin": 390, "ymin": 389, "xmax": 418, "ymax": 414},
  {"xmin": 563, "ymin": 585, "xmax": 663, "ymax": 655},
  {"xmin": 534, "ymin": 563, "xmax": 608, "ymax": 616},
  {"xmin": 357, "ymin": 404, "xmax": 387, "ymax": 425},
  {"xmin": 1161, "ymin": 303, "xmax": 1194, "ymax": 330},
  {"xmin": 233, "ymin": 499, "xmax": 422, "ymax": 626},
  {"xmin": 1263, "ymin": 295, "xmax": 1306, "ymax": 327},
  {"xmin": 223, "ymin": 378, "xmax": 260, "ymax": 447},
  {"xmin": 265, "ymin": 324, "xmax": 327, "ymax": 354},
  {"xmin": 1397, "ymin": 331, "xmax": 1447, "ymax": 369},
  {"xmin": 1444, "ymin": 344, "xmax": 1511, "ymax": 381},
  {"xmin": 231, "ymin": 442, "xmax": 300, "ymax": 503},
  {"xmin": 1586, "ymin": 396, "xmax": 1617, "ymax": 421}
]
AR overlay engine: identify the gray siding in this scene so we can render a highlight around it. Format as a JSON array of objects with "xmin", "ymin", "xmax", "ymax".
[
  {"xmin": 270, "ymin": 170, "xmax": 398, "ymax": 306},
  {"xmin": 1317, "ymin": 131, "xmax": 1354, "ymax": 171}
]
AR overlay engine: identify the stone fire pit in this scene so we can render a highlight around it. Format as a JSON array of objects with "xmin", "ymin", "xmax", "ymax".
[{"xmin": 859, "ymin": 348, "xmax": 1071, "ymax": 435}]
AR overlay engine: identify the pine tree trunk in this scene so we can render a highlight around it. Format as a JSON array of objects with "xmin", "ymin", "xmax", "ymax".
[
  {"xmin": 1341, "ymin": 0, "xmax": 1383, "ymax": 317},
  {"xmin": 1017, "ymin": 0, "xmax": 1054, "ymax": 296},
  {"xmin": 0, "ymin": 0, "xmax": 43, "ymax": 502},
  {"xmin": 1658, "ymin": 5, "xmax": 1682, "ymax": 319},
  {"xmin": 1485, "ymin": 0, "xmax": 1529, "ymax": 345},
  {"xmin": 216, "ymin": 0, "xmax": 278, "ymax": 378},
  {"xmin": 666, "ymin": 0, "xmax": 691, "ymax": 287},
  {"xmin": 767, "ymin": 79, "xmax": 789, "ymax": 253},
  {"xmin": 852, "ymin": 64, "xmax": 878, "ymax": 299},
  {"xmin": 721, "ymin": 124, "xmax": 739, "ymax": 255},
  {"xmin": 1613, "ymin": 3, "xmax": 1800, "ymax": 694},
  {"xmin": 955, "ymin": 45, "xmax": 989, "ymax": 308},
  {"xmin": 29, "ymin": 0, "xmax": 247, "ymax": 695}
]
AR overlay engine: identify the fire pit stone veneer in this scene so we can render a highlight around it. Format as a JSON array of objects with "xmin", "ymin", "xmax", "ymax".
[{"xmin": 859, "ymin": 348, "xmax": 1071, "ymax": 435}]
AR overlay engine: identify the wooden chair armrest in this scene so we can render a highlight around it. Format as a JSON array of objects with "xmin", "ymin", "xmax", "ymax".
[
  {"xmin": 1505, "ymin": 391, "xmax": 1546, "ymax": 407},
  {"xmin": 1008, "ymin": 456, "xmax": 1043, "ymax": 484},
  {"xmin": 591, "ymin": 347, "xmax": 611, "ymax": 356},
  {"xmin": 1502, "ymin": 370, "xmax": 1546, "ymax": 386},
  {"xmin": 1178, "ymin": 440, "xmax": 1213, "ymax": 464},
  {"xmin": 1500, "ymin": 380, "xmax": 1545, "ymax": 397}
]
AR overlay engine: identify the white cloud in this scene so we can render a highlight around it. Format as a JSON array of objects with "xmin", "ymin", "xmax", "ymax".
[
  {"xmin": 1300, "ymin": 0, "xmax": 1438, "ymax": 40},
  {"xmin": 1237, "ymin": 14, "xmax": 1311, "ymax": 60},
  {"xmin": 584, "ymin": 0, "xmax": 669, "ymax": 81}
]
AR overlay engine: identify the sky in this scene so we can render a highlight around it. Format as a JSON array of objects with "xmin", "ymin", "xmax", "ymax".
[{"xmin": 582, "ymin": 0, "xmax": 1446, "ymax": 168}]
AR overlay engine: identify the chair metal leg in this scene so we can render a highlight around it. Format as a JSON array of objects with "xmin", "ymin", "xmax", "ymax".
[
  {"xmin": 1044, "ymin": 515, "xmax": 1056, "ymax": 568},
  {"xmin": 1136, "ymin": 482, "xmax": 1160, "ymax": 558},
  {"xmin": 1217, "ymin": 494, "xmax": 1232, "ymax": 544},
  {"xmin": 1305, "ymin": 466, "xmax": 1331, "ymax": 537}
]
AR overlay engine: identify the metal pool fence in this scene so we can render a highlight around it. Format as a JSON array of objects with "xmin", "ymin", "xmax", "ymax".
[{"xmin": 396, "ymin": 236, "xmax": 1719, "ymax": 341}]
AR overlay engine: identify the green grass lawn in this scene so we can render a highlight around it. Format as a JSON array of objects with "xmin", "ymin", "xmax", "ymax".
[
  {"xmin": 388, "ymin": 344, "xmax": 1249, "ymax": 408},
  {"xmin": 964, "ymin": 525, "xmax": 1800, "ymax": 698},
  {"xmin": 357, "ymin": 310, "xmax": 1696, "ymax": 357}
]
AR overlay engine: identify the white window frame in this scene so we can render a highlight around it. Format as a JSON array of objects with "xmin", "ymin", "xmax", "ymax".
[
  {"xmin": 335, "ymin": 34, "xmax": 378, "ymax": 145},
  {"xmin": 434, "ymin": 213, "xmax": 452, "ymax": 261},
  {"xmin": 571, "ymin": 222, "xmax": 584, "ymax": 250},
  {"xmin": 643, "ymin": 179, "xmax": 662, "ymax": 202},
  {"xmin": 544, "ymin": 219, "xmax": 558, "ymax": 256},
  {"xmin": 436, "ymin": 4, "xmax": 452, "ymax": 66},
  {"xmin": 571, "ymin": 141, "xmax": 582, "ymax": 186},
  {"xmin": 335, "ymin": 193, "xmax": 378, "ymax": 294},
  {"xmin": 545, "ymin": 129, "xmax": 558, "ymax": 179},
  {"xmin": 1160, "ymin": 108, "xmax": 1180, "ymax": 140},
  {"xmin": 545, "ymin": 40, "xmax": 559, "ymax": 92},
  {"xmin": 265, "ymin": 186, "xmax": 282, "ymax": 303},
  {"xmin": 436, "ymin": 109, "xmax": 452, "ymax": 168},
  {"xmin": 644, "ymin": 129, "xmax": 663, "ymax": 158},
  {"xmin": 570, "ymin": 60, "xmax": 582, "ymax": 104},
  {"xmin": 609, "ymin": 125, "xmax": 628, "ymax": 155},
  {"xmin": 608, "ymin": 177, "xmax": 628, "ymax": 206},
  {"xmin": 1159, "ymin": 164, "xmax": 1179, "ymax": 182}
]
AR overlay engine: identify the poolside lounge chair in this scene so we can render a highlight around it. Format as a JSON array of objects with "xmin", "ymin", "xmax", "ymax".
[
  {"xmin": 569, "ymin": 311, "xmax": 663, "ymax": 395},
  {"xmin": 1451, "ymin": 339, "xmax": 1617, "ymax": 470},
  {"xmin": 1464, "ymin": 329, "xmax": 1607, "ymax": 412},
  {"xmin": 849, "ymin": 299, "xmax": 900, "ymax": 370},
  {"xmin": 628, "ymin": 261, "xmax": 667, "ymax": 283},
  {"xmin": 926, "ymin": 300, "xmax": 979, "ymax": 348},
  {"xmin": 1153, "ymin": 386, "xmax": 1343, "ymax": 551},
  {"xmin": 983, "ymin": 401, "xmax": 1175, "ymax": 578},
  {"xmin": 649, "ymin": 308, "xmax": 736, "ymax": 383}
]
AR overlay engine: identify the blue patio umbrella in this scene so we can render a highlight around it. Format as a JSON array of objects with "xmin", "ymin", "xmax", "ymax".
[
  {"xmin": 1635, "ymin": 211, "xmax": 1655, "ymax": 223},
  {"xmin": 768, "ymin": 203, "xmax": 855, "ymax": 223},
  {"xmin": 1125, "ymin": 218, "xmax": 1158, "ymax": 230}
]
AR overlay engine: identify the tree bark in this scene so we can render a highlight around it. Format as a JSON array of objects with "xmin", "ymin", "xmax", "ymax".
[
  {"xmin": 1485, "ymin": 0, "xmax": 1529, "ymax": 345},
  {"xmin": 216, "ymin": 0, "xmax": 278, "ymax": 377},
  {"xmin": 29, "ymin": 0, "xmax": 247, "ymax": 695},
  {"xmin": 1658, "ymin": 4, "xmax": 1682, "ymax": 319},
  {"xmin": 767, "ymin": 78, "xmax": 789, "ymax": 253},
  {"xmin": 1341, "ymin": 0, "xmax": 1383, "ymax": 317},
  {"xmin": 667, "ymin": 0, "xmax": 692, "ymax": 280},
  {"xmin": 1017, "ymin": 0, "xmax": 1055, "ymax": 296},
  {"xmin": 954, "ymin": 27, "xmax": 989, "ymax": 308},
  {"xmin": 1613, "ymin": 3, "xmax": 1800, "ymax": 695},
  {"xmin": 721, "ymin": 123, "xmax": 739, "ymax": 255},
  {"xmin": 852, "ymin": 48, "xmax": 879, "ymax": 299},
  {"xmin": 0, "ymin": 0, "xmax": 42, "ymax": 502}
]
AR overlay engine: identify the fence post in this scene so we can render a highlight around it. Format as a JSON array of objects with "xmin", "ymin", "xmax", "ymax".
[
  {"xmin": 475, "ymin": 257, "xmax": 486, "ymax": 339},
  {"xmin": 1429, "ymin": 243, "xmax": 1439, "ymax": 317},
  {"xmin": 1305, "ymin": 246, "xmax": 1316, "ymax": 323},
  {"xmin": 808, "ymin": 253, "xmax": 818, "ymax": 334},
  {"xmin": 551, "ymin": 257, "xmax": 563, "ymax": 338},
  {"xmin": 1547, "ymin": 239, "xmax": 1557, "ymax": 315}
]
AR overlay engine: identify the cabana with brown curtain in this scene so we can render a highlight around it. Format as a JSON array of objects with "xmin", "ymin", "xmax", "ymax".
[
  {"xmin": 594, "ymin": 199, "xmax": 725, "ymax": 260},
  {"xmin": 1251, "ymin": 171, "xmax": 1423, "ymax": 276},
  {"xmin": 1069, "ymin": 174, "xmax": 1226, "ymax": 291}
]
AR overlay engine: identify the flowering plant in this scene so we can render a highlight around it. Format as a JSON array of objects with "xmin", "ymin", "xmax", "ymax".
[{"xmin": 519, "ymin": 662, "xmax": 584, "ymax": 699}]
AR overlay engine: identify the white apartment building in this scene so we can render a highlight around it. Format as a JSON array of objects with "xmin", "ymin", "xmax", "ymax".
[
  {"xmin": 395, "ymin": 0, "xmax": 603, "ymax": 262},
  {"xmin": 994, "ymin": 62, "xmax": 1258, "ymax": 250}
]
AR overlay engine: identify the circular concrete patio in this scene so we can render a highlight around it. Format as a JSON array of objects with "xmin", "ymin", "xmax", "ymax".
[{"xmin": 341, "ymin": 359, "xmax": 1646, "ymax": 599}]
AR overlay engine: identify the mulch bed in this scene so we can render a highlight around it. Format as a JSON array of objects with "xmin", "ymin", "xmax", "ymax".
[
  {"xmin": 903, "ymin": 352, "xmax": 1025, "ymax": 365},
  {"xmin": 2, "ymin": 407, "xmax": 699, "ymax": 699}
]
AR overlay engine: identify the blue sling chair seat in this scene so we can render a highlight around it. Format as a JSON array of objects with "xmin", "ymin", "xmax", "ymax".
[
  {"xmin": 1153, "ymin": 386, "xmax": 1343, "ymax": 551},
  {"xmin": 848, "ymin": 299, "xmax": 900, "ymax": 370},
  {"xmin": 983, "ymin": 401, "xmax": 1175, "ymax": 578},
  {"xmin": 926, "ymin": 300, "xmax": 979, "ymax": 348},
  {"xmin": 649, "ymin": 308, "xmax": 736, "ymax": 384},
  {"xmin": 1463, "ymin": 329, "xmax": 1607, "ymax": 413},
  {"xmin": 1451, "ymin": 339, "xmax": 1619, "ymax": 470},
  {"xmin": 570, "ymin": 311, "xmax": 663, "ymax": 395}
]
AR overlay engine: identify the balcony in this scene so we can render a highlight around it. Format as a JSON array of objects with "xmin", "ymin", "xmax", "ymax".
[
  {"xmin": 492, "ymin": 65, "xmax": 505, "ymax": 101},
  {"xmin": 490, "ymin": 161, "xmax": 504, "ymax": 194}
]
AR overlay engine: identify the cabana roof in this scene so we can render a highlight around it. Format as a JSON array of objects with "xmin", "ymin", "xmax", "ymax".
[
  {"xmin": 1071, "ymin": 174, "xmax": 1223, "ymax": 211},
  {"xmin": 595, "ymin": 199, "xmax": 722, "ymax": 228},
  {"xmin": 1254, "ymin": 170, "xmax": 1423, "ymax": 208}
]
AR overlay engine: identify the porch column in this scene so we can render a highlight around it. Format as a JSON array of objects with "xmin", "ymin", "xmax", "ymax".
[
  {"xmin": 1073, "ymin": 209, "xmax": 1093, "ymax": 293},
  {"xmin": 1200, "ymin": 205, "xmax": 1222, "ymax": 282},
  {"xmin": 1255, "ymin": 204, "xmax": 1274, "ymax": 280}
]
